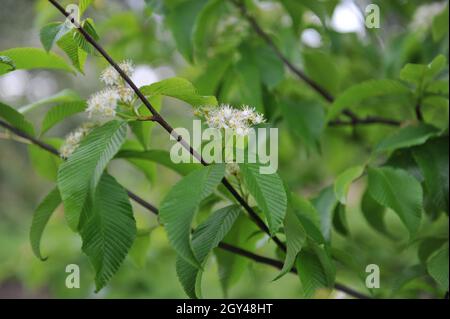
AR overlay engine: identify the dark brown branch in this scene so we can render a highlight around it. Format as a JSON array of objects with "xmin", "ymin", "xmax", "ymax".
[
  {"xmin": 47, "ymin": 0, "xmax": 286, "ymax": 253},
  {"xmin": 0, "ymin": 120, "xmax": 370, "ymax": 299},
  {"xmin": 230, "ymin": 0, "xmax": 401, "ymax": 128}
]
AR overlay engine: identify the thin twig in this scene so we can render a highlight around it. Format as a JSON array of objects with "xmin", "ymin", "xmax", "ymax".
[
  {"xmin": 230, "ymin": 0, "xmax": 401, "ymax": 127},
  {"xmin": 47, "ymin": 0, "xmax": 286, "ymax": 252},
  {"xmin": 0, "ymin": 120, "xmax": 370, "ymax": 299}
]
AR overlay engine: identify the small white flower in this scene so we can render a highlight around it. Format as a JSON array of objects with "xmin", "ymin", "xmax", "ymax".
[
  {"xmin": 60, "ymin": 124, "xmax": 93, "ymax": 159},
  {"xmin": 196, "ymin": 104, "xmax": 266, "ymax": 136},
  {"xmin": 100, "ymin": 66, "xmax": 120, "ymax": 86},
  {"xmin": 100, "ymin": 60, "xmax": 135, "ymax": 86},
  {"xmin": 119, "ymin": 60, "xmax": 134, "ymax": 77},
  {"xmin": 117, "ymin": 85, "xmax": 135, "ymax": 103},
  {"xmin": 226, "ymin": 162, "xmax": 240, "ymax": 176},
  {"xmin": 86, "ymin": 88, "xmax": 119, "ymax": 119}
]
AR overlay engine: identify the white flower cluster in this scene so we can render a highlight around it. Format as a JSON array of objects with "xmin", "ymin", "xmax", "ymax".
[
  {"xmin": 60, "ymin": 123, "xmax": 94, "ymax": 159},
  {"xmin": 411, "ymin": 2, "xmax": 447, "ymax": 30},
  {"xmin": 86, "ymin": 60, "xmax": 136, "ymax": 119},
  {"xmin": 197, "ymin": 104, "xmax": 265, "ymax": 136},
  {"xmin": 60, "ymin": 61, "xmax": 136, "ymax": 158}
]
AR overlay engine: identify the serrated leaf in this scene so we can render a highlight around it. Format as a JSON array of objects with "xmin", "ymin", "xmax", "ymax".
[
  {"xmin": 327, "ymin": 79, "xmax": 410, "ymax": 121},
  {"xmin": 296, "ymin": 242, "xmax": 335, "ymax": 298},
  {"xmin": 280, "ymin": 99, "xmax": 325, "ymax": 153},
  {"xmin": 30, "ymin": 187, "xmax": 61, "ymax": 261},
  {"xmin": 413, "ymin": 136, "xmax": 449, "ymax": 215},
  {"xmin": 79, "ymin": 0, "xmax": 93, "ymax": 15},
  {"xmin": 334, "ymin": 165, "xmax": 365, "ymax": 204},
  {"xmin": 361, "ymin": 187, "xmax": 390, "ymax": 237},
  {"xmin": 41, "ymin": 101, "xmax": 86, "ymax": 134},
  {"xmin": 312, "ymin": 186, "xmax": 338, "ymax": 242},
  {"xmin": 80, "ymin": 173, "xmax": 136, "ymax": 292},
  {"xmin": 332, "ymin": 204, "xmax": 349, "ymax": 236},
  {"xmin": 291, "ymin": 194, "xmax": 325, "ymax": 244},
  {"xmin": 115, "ymin": 150, "xmax": 199, "ymax": 176},
  {"xmin": 57, "ymin": 31, "xmax": 87, "ymax": 73},
  {"xmin": 167, "ymin": 0, "xmax": 208, "ymax": 62},
  {"xmin": 426, "ymin": 243, "xmax": 449, "ymax": 291},
  {"xmin": 40, "ymin": 22, "xmax": 71, "ymax": 52},
  {"xmin": 274, "ymin": 207, "xmax": 306, "ymax": 281},
  {"xmin": 0, "ymin": 102, "xmax": 35, "ymax": 136},
  {"xmin": 129, "ymin": 229, "xmax": 152, "ymax": 268},
  {"xmin": 140, "ymin": 77, "xmax": 217, "ymax": 107},
  {"xmin": 0, "ymin": 48, "xmax": 73, "ymax": 73},
  {"xmin": 239, "ymin": 163, "xmax": 287, "ymax": 235},
  {"xmin": 176, "ymin": 205, "xmax": 240, "ymax": 298},
  {"xmin": 376, "ymin": 124, "xmax": 440, "ymax": 153},
  {"xmin": 160, "ymin": 164, "xmax": 225, "ymax": 267},
  {"xmin": 367, "ymin": 167, "xmax": 423, "ymax": 238},
  {"xmin": 19, "ymin": 89, "xmax": 80, "ymax": 114},
  {"xmin": 418, "ymin": 237, "xmax": 447, "ymax": 264},
  {"xmin": 74, "ymin": 19, "xmax": 99, "ymax": 55},
  {"xmin": 58, "ymin": 121, "xmax": 127, "ymax": 230}
]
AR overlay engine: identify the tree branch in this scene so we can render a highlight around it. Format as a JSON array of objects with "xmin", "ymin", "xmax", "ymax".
[
  {"xmin": 47, "ymin": 0, "xmax": 286, "ymax": 252},
  {"xmin": 0, "ymin": 120, "xmax": 370, "ymax": 299},
  {"xmin": 230, "ymin": 0, "xmax": 401, "ymax": 127}
]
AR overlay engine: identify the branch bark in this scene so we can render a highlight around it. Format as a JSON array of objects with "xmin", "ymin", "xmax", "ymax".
[
  {"xmin": 0, "ymin": 119, "xmax": 370, "ymax": 299},
  {"xmin": 47, "ymin": 0, "xmax": 286, "ymax": 252},
  {"xmin": 229, "ymin": 0, "xmax": 402, "ymax": 127}
]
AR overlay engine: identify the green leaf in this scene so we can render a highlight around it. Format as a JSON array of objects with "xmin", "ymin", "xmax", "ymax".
[
  {"xmin": 400, "ymin": 55, "xmax": 447, "ymax": 86},
  {"xmin": 140, "ymin": 77, "xmax": 217, "ymax": 107},
  {"xmin": 194, "ymin": 53, "xmax": 233, "ymax": 95},
  {"xmin": 19, "ymin": 89, "xmax": 80, "ymax": 114},
  {"xmin": 176, "ymin": 205, "xmax": 240, "ymax": 298},
  {"xmin": 0, "ymin": 102, "xmax": 35, "ymax": 136},
  {"xmin": 29, "ymin": 187, "xmax": 61, "ymax": 261},
  {"xmin": 334, "ymin": 165, "xmax": 365, "ymax": 204},
  {"xmin": 367, "ymin": 167, "xmax": 423, "ymax": 237},
  {"xmin": 413, "ymin": 136, "xmax": 449, "ymax": 215},
  {"xmin": 115, "ymin": 150, "xmax": 199, "ymax": 176},
  {"xmin": 280, "ymin": 99, "xmax": 325, "ymax": 152},
  {"xmin": 290, "ymin": 194, "xmax": 325, "ymax": 244},
  {"xmin": 192, "ymin": 0, "xmax": 225, "ymax": 62},
  {"xmin": 214, "ymin": 215, "xmax": 260, "ymax": 296},
  {"xmin": 239, "ymin": 163, "xmax": 287, "ymax": 235},
  {"xmin": 312, "ymin": 186, "xmax": 338, "ymax": 242},
  {"xmin": 79, "ymin": 0, "xmax": 93, "ymax": 15},
  {"xmin": 376, "ymin": 124, "xmax": 441, "ymax": 153},
  {"xmin": 234, "ymin": 45, "xmax": 263, "ymax": 112},
  {"xmin": 274, "ymin": 207, "xmax": 307, "ymax": 281},
  {"xmin": 58, "ymin": 121, "xmax": 127, "ymax": 230},
  {"xmin": 129, "ymin": 229, "xmax": 152, "ymax": 268},
  {"xmin": 57, "ymin": 31, "xmax": 88, "ymax": 73},
  {"xmin": 80, "ymin": 173, "xmax": 136, "ymax": 292},
  {"xmin": 0, "ymin": 48, "xmax": 73, "ymax": 73},
  {"xmin": 296, "ymin": 242, "xmax": 335, "ymax": 298},
  {"xmin": 74, "ymin": 19, "xmax": 100, "ymax": 55},
  {"xmin": 418, "ymin": 237, "xmax": 447, "ymax": 264},
  {"xmin": 41, "ymin": 101, "xmax": 86, "ymax": 135},
  {"xmin": 303, "ymin": 50, "xmax": 340, "ymax": 96},
  {"xmin": 253, "ymin": 44, "xmax": 285, "ymax": 90},
  {"xmin": 159, "ymin": 164, "xmax": 225, "ymax": 267},
  {"xmin": 426, "ymin": 243, "xmax": 449, "ymax": 291},
  {"xmin": 40, "ymin": 22, "xmax": 71, "ymax": 52},
  {"xmin": 332, "ymin": 204, "xmax": 349, "ymax": 236},
  {"xmin": 0, "ymin": 55, "xmax": 16, "ymax": 74},
  {"xmin": 432, "ymin": 5, "xmax": 449, "ymax": 41},
  {"xmin": 28, "ymin": 139, "xmax": 63, "ymax": 181},
  {"xmin": 361, "ymin": 187, "xmax": 390, "ymax": 237},
  {"xmin": 167, "ymin": 0, "xmax": 208, "ymax": 62},
  {"xmin": 327, "ymin": 79, "xmax": 410, "ymax": 121}
]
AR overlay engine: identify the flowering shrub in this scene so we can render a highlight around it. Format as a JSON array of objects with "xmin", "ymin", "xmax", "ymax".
[{"xmin": 0, "ymin": 0, "xmax": 448, "ymax": 299}]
